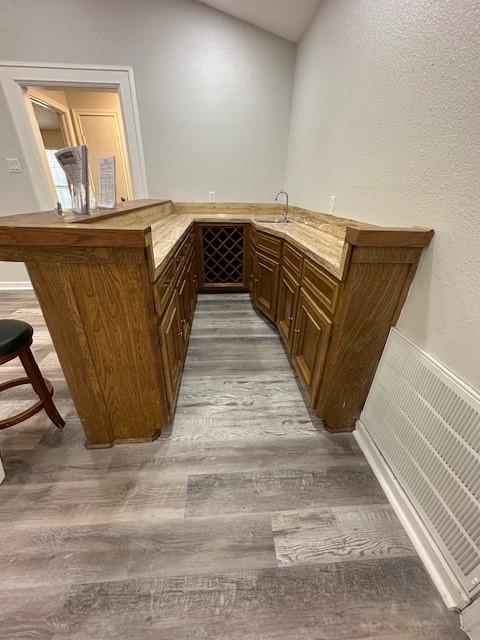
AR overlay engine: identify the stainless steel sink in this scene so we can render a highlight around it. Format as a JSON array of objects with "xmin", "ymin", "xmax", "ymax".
[{"xmin": 255, "ymin": 218, "xmax": 294, "ymax": 224}]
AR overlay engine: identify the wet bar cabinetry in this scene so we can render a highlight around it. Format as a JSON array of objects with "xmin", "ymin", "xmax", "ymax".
[
  {"xmin": 0, "ymin": 200, "xmax": 433, "ymax": 445},
  {"xmin": 155, "ymin": 226, "xmax": 199, "ymax": 412}
]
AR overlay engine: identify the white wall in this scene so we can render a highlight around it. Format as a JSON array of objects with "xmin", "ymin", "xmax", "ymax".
[
  {"xmin": 285, "ymin": 0, "xmax": 480, "ymax": 392},
  {"xmin": 0, "ymin": 0, "xmax": 295, "ymax": 284}
]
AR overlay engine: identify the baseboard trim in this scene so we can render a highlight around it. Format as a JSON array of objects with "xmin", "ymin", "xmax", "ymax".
[
  {"xmin": 355, "ymin": 419, "xmax": 470, "ymax": 611},
  {"xmin": 0, "ymin": 281, "xmax": 33, "ymax": 290}
]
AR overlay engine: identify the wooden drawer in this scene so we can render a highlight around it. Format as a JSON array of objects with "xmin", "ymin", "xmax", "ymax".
[
  {"xmin": 174, "ymin": 239, "xmax": 188, "ymax": 275},
  {"xmin": 302, "ymin": 259, "xmax": 340, "ymax": 316},
  {"xmin": 153, "ymin": 259, "xmax": 175, "ymax": 316},
  {"xmin": 282, "ymin": 242, "xmax": 303, "ymax": 279},
  {"xmin": 256, "ymin": 231, "xmax": 282, "ymax": 258}
]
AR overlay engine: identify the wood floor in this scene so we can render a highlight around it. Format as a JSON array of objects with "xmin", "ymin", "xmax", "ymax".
[{"xmin": 0, "ymin": 291, "xmax": 466, "ymax": 640}]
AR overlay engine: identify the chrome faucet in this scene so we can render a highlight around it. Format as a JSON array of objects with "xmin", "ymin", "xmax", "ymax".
[{"xmin": 274, "ymin": 191, "xmax": 289, "ymax": 222}]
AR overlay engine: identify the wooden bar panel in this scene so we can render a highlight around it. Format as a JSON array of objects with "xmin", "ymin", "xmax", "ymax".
[
  {"xmin": 28, "ymin": 251, "xmax": 169, "ymax": 447},
  {"xmin": 316, "ymin": 246, "xmax": 415, "ymax": 432}
]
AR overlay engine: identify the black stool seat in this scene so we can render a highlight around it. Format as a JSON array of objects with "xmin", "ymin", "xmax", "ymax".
[{"xmin": 0, "ymin": 319, "xmax": 33, "ymax": 356}]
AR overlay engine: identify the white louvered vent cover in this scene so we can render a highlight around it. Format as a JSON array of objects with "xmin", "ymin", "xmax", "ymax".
[{"xmin": 361, "ymin": 329, "xmax": 480, "ymax": 596}]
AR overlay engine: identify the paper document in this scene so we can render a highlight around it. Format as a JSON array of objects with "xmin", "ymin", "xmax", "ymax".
[
  {"xmin": 55, "ymin": 145, "xmax": 91, "ymax": 214},
  {"xmin": 98, "ymin": 156, "xmax": 116, "ymax": 209}
]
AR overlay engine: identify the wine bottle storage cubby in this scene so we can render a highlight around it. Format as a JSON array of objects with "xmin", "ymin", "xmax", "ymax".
[{"xmin": 201, "ymin": 225, "xmax": 246, "ymax": 289}]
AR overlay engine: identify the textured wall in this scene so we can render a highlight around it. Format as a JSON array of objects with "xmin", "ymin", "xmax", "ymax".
[
  {"xmin": 0, "ymin": 0, "xmax": 295, "ymax": 283},
  {"xmin": 285, "ymin": 0, "xmax": 480, "ymax": 391}
]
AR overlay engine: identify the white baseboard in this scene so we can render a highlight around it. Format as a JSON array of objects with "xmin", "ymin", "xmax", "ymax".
[
  {"xmin": 355, "ymin": 420, "xmax": 470, "ymax": 611},
  {"xmin": 0, "ymin": 281, "xmax": 33, "ymax": 290},
  {"xmin": 462, "ymin": 597, "xmax": 480, "ymax": 639}
]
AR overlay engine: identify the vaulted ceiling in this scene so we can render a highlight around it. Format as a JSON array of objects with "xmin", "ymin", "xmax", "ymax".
[{"xmin": 196, "ymin": 0, "xmax": 320, "ymax": 43}]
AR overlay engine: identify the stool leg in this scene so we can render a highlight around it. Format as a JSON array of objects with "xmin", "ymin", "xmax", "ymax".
[{"xmin": 18, "ymin": 346, "xmax": 65, "ymax": 429}]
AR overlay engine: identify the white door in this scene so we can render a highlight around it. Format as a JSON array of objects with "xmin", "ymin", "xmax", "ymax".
[{"xmin": 71, "ymin": 109, "xmax": 133, "ymax": 202}]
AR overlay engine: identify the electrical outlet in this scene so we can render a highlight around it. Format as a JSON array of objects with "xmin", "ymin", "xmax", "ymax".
[
  {"xmin": 6, "ymin": 158, "xmax": 23, "ymax": 173},
  {"xmin": 209, "ymin": 191, "xmax": 216, "ymax": 203},
  {"xmin": 329, "ymin": 195, "xmax": 336, "ymax": 214}
]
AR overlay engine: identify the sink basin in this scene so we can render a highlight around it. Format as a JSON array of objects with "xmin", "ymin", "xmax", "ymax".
[{"xmin": 255, "ymin": 218, "xmax": 294, "ymax": 224}]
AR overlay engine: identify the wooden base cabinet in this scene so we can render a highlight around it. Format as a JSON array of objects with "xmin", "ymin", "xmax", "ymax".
[
  {"xmin": 246, "ymin": 237, "xmax": 255, "ymax": 296},
  {"xmin": 291, "ymin": 289, "xmax": 332, "ymax": 406},
  {"xmin": 167, "ymin": 225, "xmax": 430, "ymax": 435},
  {"xmin": 276, "ymin": 266, "xmax": 300, "ymax": 349},
  {"xmin": 157, "ymin": 229, "xmax": 198, "ymax": 414},
  {"xmin": 159, "ymin": 291, "xmax": 184, "ymax": 411},
  {"xmin": 254, "ymin": 252, "xmax": 279, "ymax": 322}
]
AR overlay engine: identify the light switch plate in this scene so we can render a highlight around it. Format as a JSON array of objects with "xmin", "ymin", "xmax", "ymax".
[
  {"xmin": 209, "ymin": 191, "xmax": 216, "ymax": 203},
  {"xmin": 6, "ymin": 158, "xmax": 23, "ymax": 173}
]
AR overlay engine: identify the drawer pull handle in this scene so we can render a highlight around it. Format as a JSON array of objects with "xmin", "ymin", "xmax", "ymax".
[
  {"xmin": 177, "ymin": 331, "xmax": 183, "ymax": 337},
  {"xmin": 294, "ymin": 328, "xmax": 300, "ymax": 333},
  {"xmin": 255, "ymin": 278, "xmax": 259, "ymax": 282},
  {"xmin": 180, "ymin": 319, "xmax": 186, "ymax": 324},
  {"xmin": 288, "ymin": 315, "xmax": 294, "ymax": 321}
]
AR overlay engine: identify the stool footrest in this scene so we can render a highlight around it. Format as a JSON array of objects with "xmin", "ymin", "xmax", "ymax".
[{"xmin": 0, "ymin": 376, "xmax": 63, "ymax": 430}]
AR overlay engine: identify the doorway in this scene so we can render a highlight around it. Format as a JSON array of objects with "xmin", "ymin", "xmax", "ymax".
[
  {"xmin": 28, "ymin": 86, "xmax": 133, "ymax": 211},
  {"xmin": 0, "ymin": 62, "xmax": 148, "ymax": 212}
]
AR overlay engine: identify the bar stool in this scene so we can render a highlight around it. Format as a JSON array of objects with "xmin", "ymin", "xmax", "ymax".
[{"xmin": 0, "ymin": 319, "xmax": 65, "ymax": 431}]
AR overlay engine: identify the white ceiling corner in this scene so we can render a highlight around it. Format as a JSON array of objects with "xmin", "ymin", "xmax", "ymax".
[{"xmin": 196, "ymin": 0, "xmax": 320, "ymax": 43}]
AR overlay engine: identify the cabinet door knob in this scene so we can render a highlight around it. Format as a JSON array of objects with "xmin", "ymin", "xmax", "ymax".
[
  {"xmin": 180, "ymin": 318, "xmax": 186, "ymax": 324},
  {"xmin": 294, "ymin": 328, "xmax": 300, "ymax": 333},
  {"xmin": 288, "ymin": 315, "xmax": 294, "ymax": 321},
  {"xmin": 177, "ymin": 330, "xmax": 183, "ymax": 337},
  {"xmin": 255, "ymin": 278, "xmax": 259, "ymax": 282}
]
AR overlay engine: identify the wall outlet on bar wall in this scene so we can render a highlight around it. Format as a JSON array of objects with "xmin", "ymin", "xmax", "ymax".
[
  {"xmin": 209, "ymin": 191, "xmax": 216, "ymax": 203},
  {"xmin": 329, "ymin": 195, "xmax": 336, "ymax": 213}
]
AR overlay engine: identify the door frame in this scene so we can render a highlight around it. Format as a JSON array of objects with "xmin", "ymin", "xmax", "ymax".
[
  {"xmin": 0, "ymin": 61, "xmax": 148, "ymax": 211},
  {"xmin": 27, "ymin": 87, "xmax": 77, "ymax": 148}
]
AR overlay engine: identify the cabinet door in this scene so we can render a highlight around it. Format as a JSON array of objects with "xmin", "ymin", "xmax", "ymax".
[
  {"xmin": 247, "ymin": 241, "xmax": 255, "ymax": 299},
  {"xmin": 178, "ymin": 266, "xmax": 192, "ymax": 345},
  {"xmin": 254, "ymin": 252, "xmax": 279, "ymax": 322},
  {"xmin": 159, "ymin": 291, "xmax": 184, "ymax": 410},
  {"xmin": 276, "ymin": 267, "xmax": 299, "ymax": 351},
  {"xmin": 188, "ymin": 255, "xmax": 198, "ymax": 316},
  {"xmin": 191, "ymin": 235, "xmax": 200, "ymax": 295},
  {"xmin": 292, "ymin": 289, "xmax": 332, "ymax": 405}
]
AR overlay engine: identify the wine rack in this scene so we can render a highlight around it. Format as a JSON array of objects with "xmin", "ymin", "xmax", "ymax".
[{"xmin": 201, "ymin": 225, "xmax": 245, "ymax": 290}]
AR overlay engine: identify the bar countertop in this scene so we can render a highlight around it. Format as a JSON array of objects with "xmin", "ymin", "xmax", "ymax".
[{"xmin": 0, "ymin": 199, "xmax": 433, "ymax": 282}]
